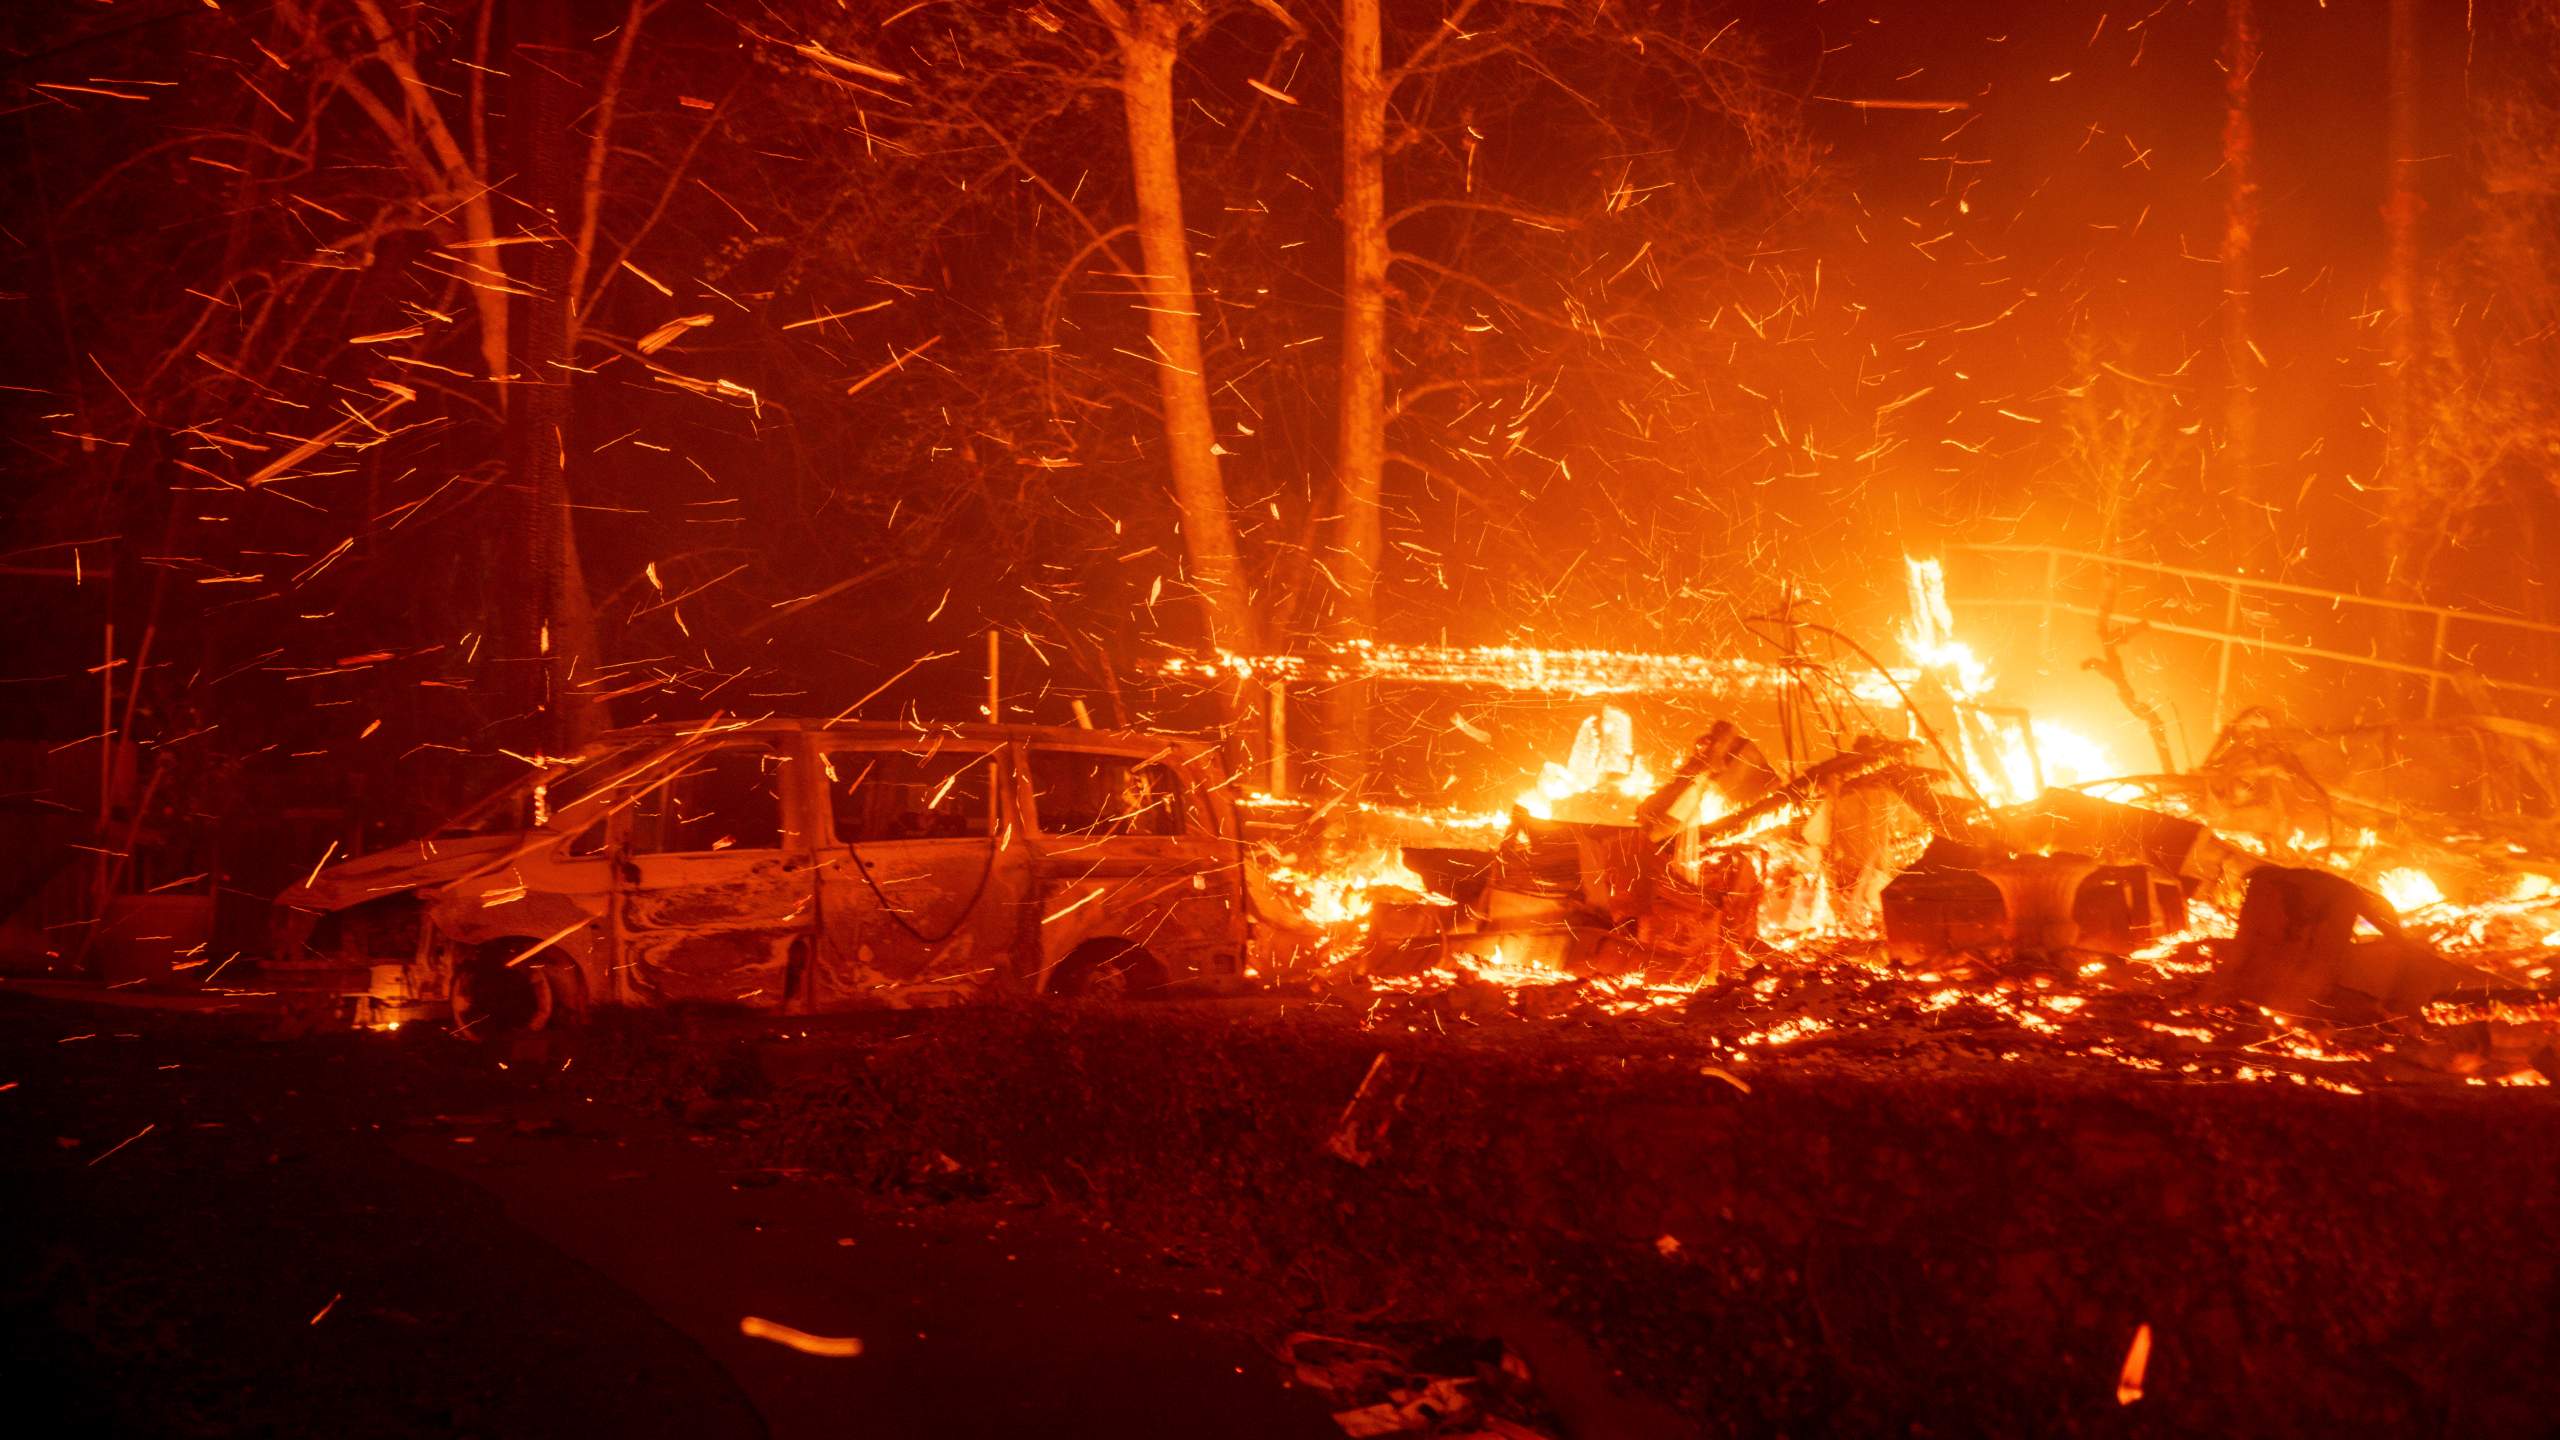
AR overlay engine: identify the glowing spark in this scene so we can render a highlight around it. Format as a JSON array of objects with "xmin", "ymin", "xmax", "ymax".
[
  {"xmin": 2116, "ymin": 1323, "xmax": 2151, "ymax": 1405},
  {"xmin": 740, "ymin": 1316, "xmax": 865, "ymax": 1357}
]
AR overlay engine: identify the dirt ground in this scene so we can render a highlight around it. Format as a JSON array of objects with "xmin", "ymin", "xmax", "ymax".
[
  {"xmin": 579, "ymin": 998, "xmax": 2560, "ymax": 1439},
  {"xmin": 0, "ymin": 992, "xmax": 1337, "ymax": 1439},
  {"xmin": 7, "ymin": 986, "xmax": 2557, "ymax": 1438}
]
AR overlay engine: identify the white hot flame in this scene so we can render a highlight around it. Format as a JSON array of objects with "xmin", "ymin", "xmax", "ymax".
[
  {"xmin": 1516, "ymin": 706, "xmax": 1656, "ymax": 819},
  {"xmin": 2375, "ymin": 867, "xmax": 2446, "ymax": 915},
  {"xmin": 1899, "ymin": 555, "xmax": 2121, "ymax": 806}
]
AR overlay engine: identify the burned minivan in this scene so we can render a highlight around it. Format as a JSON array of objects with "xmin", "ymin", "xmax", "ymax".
[{"xmin": 269, "ymin": 720, "xmax": 1256, "ymax": 1034}]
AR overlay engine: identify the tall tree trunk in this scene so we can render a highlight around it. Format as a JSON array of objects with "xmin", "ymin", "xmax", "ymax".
[
  {"xmin": 564, "ymin": 0, "xmax": 647, "ymax": 356},
  {"xmin": 2220, "ymin": 0, "xmax": 2260, "ymax": 563},
  {"xmin": 509, "ymin": 0, "xmax": 600, "ymax": 750},
  {"xmin": 1097, "ymin": 0, "xmax": 1263, "ymax": 663},
  {"xmin": 338, "ymin": 0, "xmax": 511, "ymax": 390},
  {"xmin": 2379, "ymin": 0, "xmax": 2431, "ymax": 701},
  {"xmin": 1330, "ymin": 0, "xmax": 1389, "ymax": 797},
  {"xmin": 2381, "ymin": 0, "xmax": 2424, "ymax": 595}
]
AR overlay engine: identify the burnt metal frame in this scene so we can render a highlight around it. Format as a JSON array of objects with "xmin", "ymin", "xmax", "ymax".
[{"xmin": 1949, "ymin": 542, "xmax": 2560, "ymax": 727}]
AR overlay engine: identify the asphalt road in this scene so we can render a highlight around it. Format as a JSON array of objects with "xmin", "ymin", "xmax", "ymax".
[{"xmin": 0, "ymin": 990, "xmax": 1340, "ymax": 1438}]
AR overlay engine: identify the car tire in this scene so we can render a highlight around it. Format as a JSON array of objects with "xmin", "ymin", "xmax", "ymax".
[
  {"xmin": 535, "ymin": 953, "xmax": 590, "ymax": 1028},
  {"xmin": 451, "ymin": 940, "xmax": 569, "ymax": 1040},
  {"xmin": 1048, "ymin": 940, "xmax": 1164, "ymax": 999}
]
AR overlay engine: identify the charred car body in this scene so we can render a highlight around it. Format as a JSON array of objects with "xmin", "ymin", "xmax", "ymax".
[{"xmin": 270, "ymin": 720, "xmax": 1255, "ymax": 1033}]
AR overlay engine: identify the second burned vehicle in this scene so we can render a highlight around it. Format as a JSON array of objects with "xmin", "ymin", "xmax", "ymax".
[{"xmin": 270, "ymin": 719, "xmax": 1257, "ymax": 1034}]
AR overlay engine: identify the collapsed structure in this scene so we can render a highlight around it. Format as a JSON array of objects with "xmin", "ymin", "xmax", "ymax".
[{"xmin": 1236, "ymin": 562, "xmax": 2560, "ymax": 1089}]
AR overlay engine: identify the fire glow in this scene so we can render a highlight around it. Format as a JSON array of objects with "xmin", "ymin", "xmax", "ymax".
[{"xmin": 1251, "ymin": 559, "xmax": 2560, "ymax": 1091}]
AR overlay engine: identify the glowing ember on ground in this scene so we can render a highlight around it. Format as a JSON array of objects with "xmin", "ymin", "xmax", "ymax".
[{"xmin": 1247, "ymin": 563, "xmax": 2559, "ymax": 1093}]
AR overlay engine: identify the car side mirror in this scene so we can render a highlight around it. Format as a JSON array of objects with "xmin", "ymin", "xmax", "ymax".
[{"xmin": 611, "ymin": 842, "xmax": 642, "ymax": 886}]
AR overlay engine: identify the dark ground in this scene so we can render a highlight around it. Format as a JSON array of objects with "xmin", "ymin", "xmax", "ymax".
[
  {"xmin": 582, "ymin": 998, "xmax": 2560, "ymax": 1439},
  {"xmin": 0, "ymin": 990, "xmax": 1338, "ymax": 1439},
  {"xmin": 7, "ymin": 984, "xmax": 2559, "ymax": 1438}
]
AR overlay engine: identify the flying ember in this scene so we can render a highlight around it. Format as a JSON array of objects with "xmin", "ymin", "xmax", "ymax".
[{"xmin": 9, "ymin": 0, "xmax": 2559, "ymax": 1431}]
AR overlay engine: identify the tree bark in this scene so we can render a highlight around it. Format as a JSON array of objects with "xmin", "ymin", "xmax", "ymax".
[
  {"xmin": 341, "ymin": 0, "xmax": 512, "ymax": 390},
  {"xmin": 564, "ymin": 0, "xmax": 648, "ymax": 354},
  {"xmin": 2381, "ymin": 0, "xmax": 2424, "ymax": 596},
  {"xmin": 1330, "ymin": 0, "xmax": 1389, "ymax": 796},
  {"xmin": 2378, "ymin": 0, "xmax": 2433, "ymax": 701},
  {"xmin": 1096, "ymin": 0, "xmax": 1263, "ymax": 662},
  {"xmin": 509, "ymin": 0, "xmax": 601, "ymax": 750},
  {"xmin": 2219, "ymin": 0, "xmax": 2260, "ymax": 562}
]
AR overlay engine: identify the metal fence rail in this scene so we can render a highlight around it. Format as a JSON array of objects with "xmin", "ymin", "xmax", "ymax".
[{"xmin": 1947, "ymin": 542, "xmax": 2560, "ymax": 726}]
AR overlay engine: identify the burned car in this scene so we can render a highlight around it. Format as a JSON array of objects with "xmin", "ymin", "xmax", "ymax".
[{"xmin": 269, "ymin": 719, "xmax": 1255, "ymax": 1034}]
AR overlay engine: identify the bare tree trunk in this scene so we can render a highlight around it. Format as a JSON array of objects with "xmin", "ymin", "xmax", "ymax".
[
  {"xmin": 340, "ymin": 0, "xmax": 511, "ymax": 389},
  {"xmin": 2379, "ymin": 0, "xmax": 2431, "ymax": 702},
  {"xmin": 510, "ymin": 0, "xmax": 600, "ymax": 750},
  {"xmin": 1094, "ymin": 0, "xmax": 1263, "ymax": 663},
  {"xmin": 2220, "ymin": 0, "xmax": 2261, "ymax": 563},
  {"xmin": 291, "ymin": 0, "xmax": 589, "ymax": 735},
  {"xmin": 2381, "ymin": 0, "xmax": 2424, "ymax": 596},
  {"xmin": 564, "ymin": 0, "xmax": 648, "ymax": 355},
  {"xmin": 1329, "ymin": 0, "xmax": 1389, "ymax": 796}
]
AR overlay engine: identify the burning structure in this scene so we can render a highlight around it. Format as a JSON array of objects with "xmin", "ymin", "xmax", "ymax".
[{"xmin": 1236, "ymin": 558, "xmax": 2560, "ymax": 1094}]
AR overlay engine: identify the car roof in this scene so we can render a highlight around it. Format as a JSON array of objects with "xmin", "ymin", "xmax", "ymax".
[{"xmin": 595, "ymin": 717, "xmax": 1218, "ymax": 757}]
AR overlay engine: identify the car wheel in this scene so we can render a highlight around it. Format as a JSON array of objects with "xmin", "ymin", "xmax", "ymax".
[
  {"xmin": 535, "ymin": 954, "xmax": 590, "ymax": 1028},
  {"xmin": 451, "ymin": 940, "xmax": 562, "ymax": 1040},
  {"xmin": 1048, "ymin": 941, "xmax": 1163, "ymax": 999}
]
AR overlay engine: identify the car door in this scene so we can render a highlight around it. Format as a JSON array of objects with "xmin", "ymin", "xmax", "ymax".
[
  {"xmin": 1025, "ymin": 742, "xmax": 1244, "ymax": 987},
  {"xmin": 808, "ymin": 737, "xmax": 1030, "ymax": 1007},
  {"xmin": 1173, "ymin": 742, "xmax": 1252, "ymax": 971},
  {"xmin": 611, "ymin": 738, "xmax": 812, "ymax": 1008}
]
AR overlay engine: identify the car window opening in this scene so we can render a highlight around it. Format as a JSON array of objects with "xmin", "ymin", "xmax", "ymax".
[
  {"xmin": 629, "ymin": 747, "xmax": 786, "ymax": 856},
  {"xmin": 829, "ymin": 747, "xmax": 999, "ymax": 843},
  {"xmin": 1029, "ymin": 750, "xmax": 1185, "ymax": 839}
]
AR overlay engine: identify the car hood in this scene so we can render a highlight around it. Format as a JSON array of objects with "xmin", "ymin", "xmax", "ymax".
[{"xmin": 279, "ymin": 833, "xmax": 544, "ymax": 913}]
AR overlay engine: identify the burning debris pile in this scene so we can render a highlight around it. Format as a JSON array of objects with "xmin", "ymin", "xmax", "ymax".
[{"xmin": 1252, "ymin": 564, "xmax": 2560, "ymax": 1092}]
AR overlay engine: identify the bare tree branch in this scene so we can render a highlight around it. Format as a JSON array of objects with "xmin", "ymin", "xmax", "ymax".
[
  {"xmin": 1385, "ymin": 196, "xmax": 1578, "ymax": 231},
  {"xmin": 565, "ymin": 0, "xmax": 652, "ymax": 354}
]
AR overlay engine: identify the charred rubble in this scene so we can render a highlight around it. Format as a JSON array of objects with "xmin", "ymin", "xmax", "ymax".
[{"xmin": 1264, "ymin": 710, "xmax": 2560, "ymax": 1091}]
